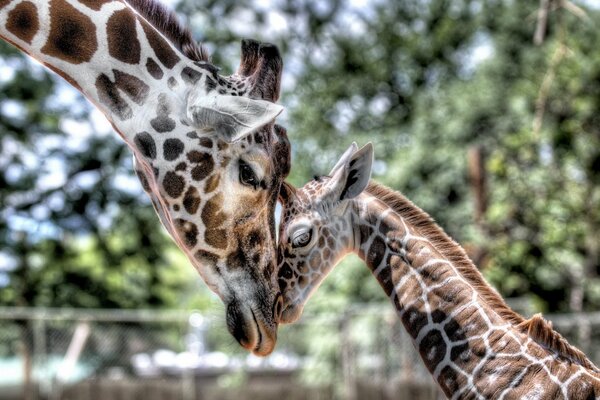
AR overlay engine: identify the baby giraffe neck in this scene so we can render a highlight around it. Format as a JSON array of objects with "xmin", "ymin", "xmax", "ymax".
[{"xmin": 349, "ymin": 182, "xmax": 600, "ymax": 399}]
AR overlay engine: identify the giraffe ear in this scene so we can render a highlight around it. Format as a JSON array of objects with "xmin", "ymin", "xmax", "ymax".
[
  {"xmin": 278, "ymin": 181, "xmax": 297, "ymax": 205},
  {"xmin": 187, "ymin": 94, "xmax": 284, "ymax": 142},
  {"xmin": 329, "ymin": 142, "xmax": 359, "ymax": 176},
  {"xmin": 328, "ymin": 143, "xmax": 373, "ymax": 202}
]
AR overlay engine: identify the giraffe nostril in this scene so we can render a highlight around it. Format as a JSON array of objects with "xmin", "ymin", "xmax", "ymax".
[{"xmin": 273, "ymin": 293, "xmax": 284, "ymax": 322}]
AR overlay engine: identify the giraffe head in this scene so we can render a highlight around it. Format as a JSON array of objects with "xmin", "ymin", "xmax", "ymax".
[
  {"xmin": 0, "ymin": 0, "xmax": 290, "ymax": 354},
  {"xmin": 129, "ymin": 40, "xmax": 292, "ymax": 355},
  {"xmin": 277, "ymin": 143, "xmax": 373, "ymax": 323}
]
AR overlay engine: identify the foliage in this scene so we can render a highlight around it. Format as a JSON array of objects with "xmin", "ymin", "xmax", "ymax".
[
  {"xmin": 0, "ymin": 40, "xmax": 193, "ymax": 309},
  {"xmin": 0, "ymin": 0, "xmax": 598, "ymax": 328}
]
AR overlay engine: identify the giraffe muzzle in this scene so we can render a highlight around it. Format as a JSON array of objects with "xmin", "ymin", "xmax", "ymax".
[{"xmin": 226, "ymin": 300, "xmax": 278, "ymax": 356}]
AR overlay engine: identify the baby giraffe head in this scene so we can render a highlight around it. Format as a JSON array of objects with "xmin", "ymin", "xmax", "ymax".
[{"xmin": 277, "ymin": 143, "xmax": 373, "ymax": 323}]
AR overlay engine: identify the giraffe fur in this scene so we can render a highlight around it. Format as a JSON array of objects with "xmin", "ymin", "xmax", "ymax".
[
  {"xmin": 0, "ymin": 0, "xmax": 290, "ymax": 355},
  {"xmin": 277, "ymin": 143, "xmax": 600, "ymax": 398}
]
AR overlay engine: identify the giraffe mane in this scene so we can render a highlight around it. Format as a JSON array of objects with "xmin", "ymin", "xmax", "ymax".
[
  {"xmin": 365, "ymin": 181, "xmax": 599, "ymax": 372},
  {"xmin": 125, "ymin": 0, "xmax": 210, "ymax": 62}
]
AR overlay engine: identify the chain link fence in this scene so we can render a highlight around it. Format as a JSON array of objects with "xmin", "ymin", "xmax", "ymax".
[{"xmin": 0, "ymin": 305, "xmax": 598, "ymax": 400}]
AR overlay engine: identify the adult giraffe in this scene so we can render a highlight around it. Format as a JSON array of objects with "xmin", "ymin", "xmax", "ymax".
[
  {"xmin": 0, "ymin": 0, "xmax": 290, "ymax": 355},
  {"xmin": 277, "ymin": 143, "xmax": 600, "ymax": 398}
]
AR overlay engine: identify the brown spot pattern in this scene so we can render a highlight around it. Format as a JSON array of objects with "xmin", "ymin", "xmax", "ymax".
[
  {"xmin": 187, "ymin": 151, "xmax": 214, "ymax": 181},
  {"xmin": 140, "ymin": 18, "xmax": 180, "ymax": 68},
  {"xmin": 133, "ymin": 132, "xmax": 156, "ymax": 159},
  {"xmin": 182, "ymin": 186, "xmax": 201, "ymax": 214},
  {"xmin": 96, "ymin": 70, "xmax": 149, "ymax": 120},
  {"xmin": 134, "ymin": 168, "xmax": 151, "ymax": 192},
  {"xmin": 107, "ymin": 9, "xmax": 140, "ymax": 64},
  {"xmin": 163, "ymin": 138, "xmax": 184, "ymax": 161},
  {"xmin": 175, "ymin": 218, "xmax": 198, "ymax": 247},
  {"xmin": 146, "ymin": 58, "xmax": 163, "ymax": 79},
  {"xmin": 162, "ymin": 171, "xmax": 185, "ymax": 198},
  {"xmin": 41, "ymin": 0, "xmax": 97, "ymax": 64},
  {"xmin": 6, "ymin": 1, "xmax": 39, "ymax": 44},
  {"xmin": 195, "ymin": 249, "xmax": 219, "ymax": 265},
  {"xmin": 0, "ymin": 0, "xmax": 13, "ymax": 9},
  {"xmin": 77, "ymin": 0, "xmax": 110, "ymax": 10},
  {"xmin": 205, "ymin": 228, "xmax": 227, "ymax": 249},
  {"xmin": 150, "ymin": 93, "xmax": 176, "ymax": 133},
  {"xmin": 201, "ymin": 193, "xmax": 225, "ymax": 229},
  {"xmin": 366, "ymin": 235, "xmax": 386, "ymax": 270},
  {"xmin": 204, "ymin": 174, "xmax": 220, "ymax": 193}
]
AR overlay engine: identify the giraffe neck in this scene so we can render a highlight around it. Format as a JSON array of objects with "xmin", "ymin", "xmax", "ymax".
[
  {"xmin": 0, "ymin": 0, "xmax": 196, "ymax": 141},
  {"xmin": 348, "ymin": 183, "xmax": 600, "ymax": 398}
]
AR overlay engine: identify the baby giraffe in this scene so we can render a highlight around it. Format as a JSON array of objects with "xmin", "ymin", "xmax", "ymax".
[{"xmin": 277, "ymin": 143, "xmax": 600, "ymax": 399}]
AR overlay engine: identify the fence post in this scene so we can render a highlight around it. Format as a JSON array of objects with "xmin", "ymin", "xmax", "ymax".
[
  {"xmin": 33, "ymin": 318, "xmax": 47, "ymax": 399},
  {"xmin": 340, "ymin": 310, "xmax": 356, "ymax": 400}
]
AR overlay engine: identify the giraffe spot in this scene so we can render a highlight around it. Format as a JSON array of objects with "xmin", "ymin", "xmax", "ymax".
[
  {"xmin": 199, "ymin": 137, "xmax": 213, "ymax": 148},
  {"xmin": 162, "ymin": 171, "xmax": 185, "ymax": 198},
  {"xmin": 173, "ymin": 204, "xmax": 179, "ymax": 211},
  {"xmin": 140, "ymin": 18, "xmax": 180, "ymax": 68},
  {"xmin": 205, "ymin": 75, "xmax": 217, "ymax": 92},
  {"xmin": 133, "ymin": 132, "xmax": 156, "ymax": 159},
  {"xmin": 297, "ymin": 260, "xmax": 307, "ymax": 273},
  {"xmin": 181, "ymin": 66, "xmax": 202, "ymax": 84},
  {"xmin": 217, "ymin": 140, "xmax": 229, "ymax": 151},
  {"xmin": 163, "ymin": 138, "xmax": 184, "ymax": 161},
  {"xmin": 444, "ymin": 319, "xmax": 465, "ymax": 343},
  {"xmin": 418, "ymin": 329, "xmax": 445, "ymax": 371},
  {"xmin": 96, "ymin": 70, "xmax": 150, "ymax": 120},
  {"xmin": 168, "ymin": 77, "xmax": 177, "ymax": 89},
  {"xmin": 0, "ymin": 0, "xmax": 13, "ymax": 9},
  {"xmin": 175, "ymin": 218, "xmax": 198, "ymax": 248},
  {"xmin": 107, "ymin": 9, "xmax": 140, "ymax": 64},
  {"xmin": 201, "ymin": 193, "xmax": 225, "ymax": 228},
  {"xmin": 438, "ymin": 366, "xmax": 460, "ymax": 396},
  {"xmin": 205, "ymin": 228, "xmax": 227, "ymax": 249},
  {"xmin": 359, "ymin": 224, "xmax": 374, "ymax": 243},
  {"xmin": 134, "ymin": 168, "xmax": 151, "ymax": 192},
  {"xmin": 279, "ymin": 263, "xmax": 293, "ymax": 280},
  {"xmin": 226, "ymin": 246, "xmax": 249, "ymax": 270},
  {"xmin": 6, "ymin": 1, "xmax": 39, "ymax": 44},
  {"xmin": 566, "ymin": 379, "xmax": 595, "ymax": 400},
  {"xmin": 298, "ymin": 275, "xmax": 307, "ymax": 288},
  {"xmin": 401, "ymin": 306, "xmax": 428, "ymax": 339},
  {"xmin": 182, "ymin": 186, "xmax": 201, "ymax": 214},
  {"xmin": 195, "ymin": 249, "xmax": 219, "ymax": 266},
  {"xmin": 77, "ymin": 0, "xmax": 110, "ymax": 10},
  {"xmin": 474, "ymin": 357, "xmax": 526, "ymax": 396},
  {"xmin": 145, "ymin": 58, "xmax": 163, "ymax": 80},
  {"xmin": 366, "ymin": 235, "xmax": 386, "ymax": 270},
  {"xmin": 449, "ymin": 342, "xmax": 470, "ymax": 364},
  {"xmin": 309, "ymin": 252, "xmax": 321, "ymax": 269},
  {"xmin": 204, "ymin": 174, "xmax": 221, "ymax": 193},
  {"xmin": 187, "ymin": 151, "xmax": 214, "ymax": 181},
  {"xmin": 41, "ymin": 0, "xmax": 97, "ymax": 64},
  {"xmin": 175, "ymin": 162, "xmax": 186, "ymax": 171},
  {"xmin": 150, "ymin": 93, "xmax": 176, "ymax": 133}
]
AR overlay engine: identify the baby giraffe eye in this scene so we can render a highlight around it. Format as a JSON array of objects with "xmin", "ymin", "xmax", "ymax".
[
  {"xmin": 239, "ymin": 159, "xmax": 258, "ymax": 189},
  {"xmin": 291, "ymin": 229, "xmax": 312, "ymax": 248}
]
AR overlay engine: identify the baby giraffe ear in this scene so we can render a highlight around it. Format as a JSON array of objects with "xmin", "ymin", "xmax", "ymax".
[
  {"xmin": 329, "ymin": 143, "xmax": 373, "ymax": 202},
  {"xmin": 187, "ymin": 93, "xmax": 284, "ymax": 142}
]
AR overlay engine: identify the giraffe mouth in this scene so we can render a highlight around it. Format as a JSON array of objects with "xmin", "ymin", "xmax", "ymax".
[
  {"xmin": 226, "ymin": 301, "xmax": 277, "ymax": 356},
  {"xmin": 250, "ymin": 308, "xmax": 278, "ymax": 356},
  {"xmin": 279, "ymin": 303, "xmax": 304, "ymax": 324}
]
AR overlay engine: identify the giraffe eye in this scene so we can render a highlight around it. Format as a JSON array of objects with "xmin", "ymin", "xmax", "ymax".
[
  {"xmin": 239, "ymin": 159, "xmax": 258, "ymax": 189},
  {"xmin": 291, "ymin": 229, "xmax": 312, "ymax": 248}
]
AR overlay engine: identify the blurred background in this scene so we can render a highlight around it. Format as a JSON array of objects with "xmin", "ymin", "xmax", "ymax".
[{"xmin": 1, "ymin": 0, "xmax": 600, "ymax": 399}]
